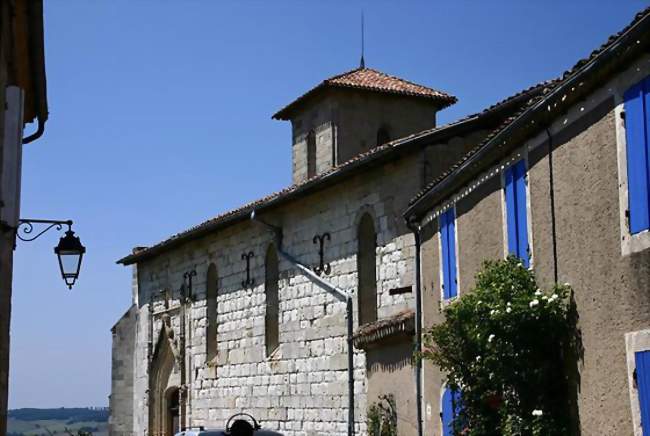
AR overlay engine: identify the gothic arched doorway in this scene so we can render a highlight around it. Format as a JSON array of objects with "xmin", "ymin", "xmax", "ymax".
[{"xmin": 149, "ymin": 325, "xmax": 181, "ymax": 436}]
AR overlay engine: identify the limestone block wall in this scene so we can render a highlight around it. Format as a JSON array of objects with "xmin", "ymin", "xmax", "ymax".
[
  {"xmin": 129, "ymin": 153, "xmax": 425, "ymax": 436},
  {"xmin": 290, "ymin": 97, "xmax": 337, "ymax": 184},
  {"xmin": 109, "ymin": 306, "xmax": 137, "ymax": 436}
]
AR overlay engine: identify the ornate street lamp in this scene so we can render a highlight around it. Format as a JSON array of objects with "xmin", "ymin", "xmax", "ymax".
[
  {"xmin": 16, "ymin": 219, "xmax": 85, "ymax": 289},
  {"xmin": 54, "ymin": 227, "xmax": 85, "ymax": 289}
]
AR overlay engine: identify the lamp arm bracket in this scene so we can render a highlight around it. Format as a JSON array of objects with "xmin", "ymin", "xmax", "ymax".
[{"xmin": 15, "ymin": 218, "xmax": 73, "ymax": 242}]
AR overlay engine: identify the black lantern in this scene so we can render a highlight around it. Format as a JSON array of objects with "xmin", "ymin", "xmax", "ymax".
[{"xmin": 54, "ymin": 229, "xmax": 85, "ymax": 289}]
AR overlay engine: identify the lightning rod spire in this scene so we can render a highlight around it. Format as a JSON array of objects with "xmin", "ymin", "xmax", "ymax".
[{"xmin": 360, "ymin": 11, "xmax": 365, "ymax": 68}]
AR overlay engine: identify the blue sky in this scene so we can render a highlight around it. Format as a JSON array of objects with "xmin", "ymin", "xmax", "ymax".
[{"xmin": 9, "ymin": 0, "xmax": 648, "ymax": 408}]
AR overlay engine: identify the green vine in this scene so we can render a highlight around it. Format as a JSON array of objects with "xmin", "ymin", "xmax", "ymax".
[
  {"xmin": 367, "ymin": 394, "xmax": 397, "ymax": 436},
  {"xmin": 422, "ymin": 257, "xmax": 581, "ymax": 436}
]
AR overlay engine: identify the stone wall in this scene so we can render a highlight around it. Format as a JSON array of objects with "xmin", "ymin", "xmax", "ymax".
[
  {"xmin": 132, "ymin": 153, "xmax": 424, "ymax": 435},
  {"xmin": 289, "ymin": 90, "xmax": 443, "ymax": 185},
  {"xmin": 290, "ymin": 95, "xmax": 336, "ymax": 184},
  {"xmin": 109, "ymin": 306, "xmax": 137, "ymax": 436},
  {"xmin": 336, "ymin": 91, "xmax": 438, "ymax": 164},
  {"xmin": 114, "ymin": 99, "xmax": 502, "ymax": 435}
]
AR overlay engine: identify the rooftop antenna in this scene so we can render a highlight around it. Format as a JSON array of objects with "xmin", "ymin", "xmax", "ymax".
[{"xmin": 360, "ymin": 11, "xmax": 365, "ymax": 68}]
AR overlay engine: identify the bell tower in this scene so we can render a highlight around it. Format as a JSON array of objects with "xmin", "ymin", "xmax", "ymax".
[{"xmin": 273, "ymin": 67, "xmax": 457, "ymax": 184}]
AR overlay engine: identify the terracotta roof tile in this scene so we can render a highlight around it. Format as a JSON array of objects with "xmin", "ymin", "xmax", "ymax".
[
  {"xmin": 352, "ymin": 309, "xmax": 415, "ymax": 349},
  {"xmin": 273, "ymin": 67, "xmax": 457, "ymax": 120}
]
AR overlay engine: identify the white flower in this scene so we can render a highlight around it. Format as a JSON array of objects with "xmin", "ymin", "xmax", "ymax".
[
  {"xmin": 488, "ymin": 334, "xmax": 496, "ymax": 343},
  {"xmin": 507, "ymin": 302, "xmax": 512, "ymax": 306},
  {"xmin": 550, "ymin": 294, "xmax": 559, "ymax": 301},
  {"xmin": 563, "ymin": 282, "xmax": 571, "ymax": 287},
  {"xmin": 476, "ymin": 355, "xmax": 481, "ymax": 362},
  {"xmin": 532, "ymin": 409, "xmax": 543, "ymax": 417},
  {"xmin": 534, "ymin": 289, "xmax": 542, "ymax": 296},
  {"xmin": 541, "ymin": 295, "xmax": 548, "ymax": 301},
  {"xmin": 506, "ymin": 307, "xmax": 512, "ymax": 313},
  {"xmin": 490, "ymin": 309, "xmax": 499, "ymax": 316},
  {"xmin": 529, "ymin": 299, "xmax": 539, "ymax": 308}
]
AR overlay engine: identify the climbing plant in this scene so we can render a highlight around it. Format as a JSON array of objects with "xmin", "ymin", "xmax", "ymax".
[
  {"xmin": 422, "ymin": 256, "xmax": 581, "ymax": 436},
  {"xmin": 367, "ymin": 394, "xmax": 397, "ymax": 436}
]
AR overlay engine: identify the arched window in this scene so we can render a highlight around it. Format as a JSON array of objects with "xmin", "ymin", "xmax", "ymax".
[
  {"xmin": 265, "ymin": 244, "xmax": 280, "ymax": 356},
  {"xmin": 376, "ymin": 126, "xmax": 390, "ymax": 147},
  {"xmin": 357, "ymin": 213, "xmax": 377, "ymax": 325},
  {"xmin": 307, "ymin": 130, "xmax": 317, "ymax": 178},
  {"xmin": 206, "ymin": 263, "xmax": 218, "ymax": 362}
]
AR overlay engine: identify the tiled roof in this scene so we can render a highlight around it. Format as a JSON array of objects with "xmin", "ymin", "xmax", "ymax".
[
  {"xmin": 406, "ymin": 6, "xmax": 650, "ymax": 215},
  {"xmin": 117, "ymin": 78, "xmax": 548, "ymax": 266},
  {"xmin": 272, "ymin": 67, "xmax": 457, "ymax": 120},
  {"xmin": 352, "ymin": 309, "xmax": 415, "ymax": 350}
]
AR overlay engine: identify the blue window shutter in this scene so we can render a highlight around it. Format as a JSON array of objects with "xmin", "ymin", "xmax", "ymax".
[
  {"xmin": 440, "ymin": 209, "xmax": 457, "ymax": 300},
  {"xmin": 625, "ymin": 81, "xmax": 650, "ymax": 234},
  {"xmin": 514, "ymin": 161, "xmax": 530, "ymax": 267},
  {"xmin": 635, "ymin": 351, "xmax": 650, "ymax": 435},
  {"xmin": 441, "ymin": 388, "xmax": 454, "ymax": 436},
  {"xmin": 440, "ymin": 212, "xmax": 451, "ymax": 300},
  {"xmin": 505, "ymin": 166, "xmax": 519, "ymax": 255},
  {"xmin": 447, "ymin": 209, "xmax": 458, "ymax": 298},
  {"xmin": 505, "ymin": 160, "xmax": 530, "ymax": 267}
]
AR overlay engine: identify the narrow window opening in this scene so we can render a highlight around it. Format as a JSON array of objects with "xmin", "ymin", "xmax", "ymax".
[
  {"xmin": 307, "ymin": 130, "xmax": 317, "ymax": 178},
  {"xmin": 357, "ymin": 213, "xmax": 377, "ymax": 325},
  {"xmin": 206, "ymin": 263, "xmax": 218, "ymax": 362},
  {"xmin": 265, "ymin": 244, "xmax": 280, "ymax": 356}
]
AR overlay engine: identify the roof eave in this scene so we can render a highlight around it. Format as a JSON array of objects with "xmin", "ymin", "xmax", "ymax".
[
  {"xmin": 117, "ymin": 113, "xmax": 486, "ymax": 266},
  {"xmin": 119, "ymin": 77, "xmax": 544, "ymax": 266},
  {"xmin": 272, "ymin": 83, "xmax": 457, "ymax": 121},
  {"xmin": 404, "ymin": 9, "xmax": 650, "ymax": 223}
]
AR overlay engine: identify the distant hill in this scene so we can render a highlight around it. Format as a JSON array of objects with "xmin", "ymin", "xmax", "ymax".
[
  {"xmin": 8, "ymin": 408, "xmax": 108, "ymax": 423},
  {"xmin": 7, "ymin": 408, "xmax": 108, "ymax": 436}
]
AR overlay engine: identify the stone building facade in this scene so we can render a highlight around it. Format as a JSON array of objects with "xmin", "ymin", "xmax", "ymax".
[
  {"xmin": 0, "ymin": 1, "xmax": 48, "ymax": 434},
  {"xmin": 110, "ymin": 66, "xmax": 541, "ymax": 436},
  {"xmin": 405, "ymin": 8, "xmax": 650, "ymax": 436}
]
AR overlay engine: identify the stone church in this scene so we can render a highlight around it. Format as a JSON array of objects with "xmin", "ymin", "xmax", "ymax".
[
  {"xmin": 109, "ymin": 63, "xmax": 542, "ymax": 436},
  {"xmin": 109, "ymin": 8, "xmax": 650, "ymax": 435}
]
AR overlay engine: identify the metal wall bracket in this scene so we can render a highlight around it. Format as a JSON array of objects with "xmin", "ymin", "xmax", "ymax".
[
  {"xmin": 313, "ymin": 232, "xmax": 331, "ymax": 276},
  {"xmin": 15, "ymin": 218, "xmax": 72, "ymax": 242},
  {"xmin": 183, "ymin": 269, "xmax": 197, "ymax": 302},
  {"xmin": 241, "ymin": 251, "xmax": 255, "ymax": 287}
]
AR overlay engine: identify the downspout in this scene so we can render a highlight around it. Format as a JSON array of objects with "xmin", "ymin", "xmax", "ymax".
[
  {"xmin": 544, "ymin": 128, "xmax": 559, "ymax": 283},
  {"xmin": 250, "ymin": 211, "xmax": 355, "ymax": 436},
  {"xmin": 406, "ymin": 219, "xmax": 423, "ymax": 436},
  {"xmin": 22, "ymin": 118, "xmax": 44, "ymax": 144},
  {"xmin": 179, "ymin": 283, "xmax": 187, "ymax": 431}
]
